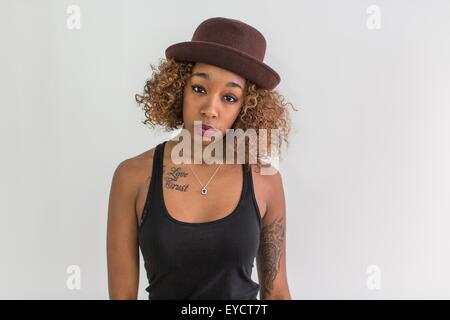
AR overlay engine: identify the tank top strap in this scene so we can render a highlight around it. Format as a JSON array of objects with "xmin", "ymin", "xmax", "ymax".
[
  {"xmin": 138, "ymin": 141, "xmax": 166, "ymax": 229},
  {"xmin": 244, "ymin": 163, "xmax": 263, "ymax": 231},
  {"xmin": 155, "ymin": 140, "xmax": 166, "ymax": 170},
  {"xmin": 152, "ymin": 140, "xmax": 166, "ymax": 199}
]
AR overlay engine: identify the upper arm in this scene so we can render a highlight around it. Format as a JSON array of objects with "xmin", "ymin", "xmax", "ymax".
[
  {"xmin": 107, "ymin": 159, "xmax": 141, "ymax": 299},
  {"xmin": 256, "ymin": 168, "xmax": 291, "ymax": 300}
]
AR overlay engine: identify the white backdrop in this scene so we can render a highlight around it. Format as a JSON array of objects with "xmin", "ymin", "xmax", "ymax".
[{"xmin": 1, "ymin": 0, "xmax": 449, "ymax": 299}]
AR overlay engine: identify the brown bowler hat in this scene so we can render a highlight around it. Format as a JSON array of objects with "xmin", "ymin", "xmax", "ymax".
[{"xmin": 165, "ymin": 17, "xmax": 280, "ymax": 90}]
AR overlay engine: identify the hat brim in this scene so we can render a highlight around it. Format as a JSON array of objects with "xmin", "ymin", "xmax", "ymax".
[{"xmin": 165, "ymin": 41, "xmax": 280, "ymax": 90}]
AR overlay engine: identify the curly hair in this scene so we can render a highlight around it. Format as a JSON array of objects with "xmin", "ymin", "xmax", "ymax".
[{"xmin": 135, "ymin": 58, "xmax": 299, "ymax": 173}]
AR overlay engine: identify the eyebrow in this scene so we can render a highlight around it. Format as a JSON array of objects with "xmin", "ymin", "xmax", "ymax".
[{"xmin": 190, "ymin": 72, "xmax": 243, "ymax": 90}]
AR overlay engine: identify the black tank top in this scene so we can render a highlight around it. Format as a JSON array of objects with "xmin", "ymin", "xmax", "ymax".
[{"xmin": 138, "ymin": 140, "xmax": 262, "ymax": 300}]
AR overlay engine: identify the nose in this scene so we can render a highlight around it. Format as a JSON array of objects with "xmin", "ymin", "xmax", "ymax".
[{"xmin": 200, "ymin": 95, "xmax": 220, "ymax": 119}]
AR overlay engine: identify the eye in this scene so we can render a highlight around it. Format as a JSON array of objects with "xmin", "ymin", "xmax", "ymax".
[
  {"xmin": 191, "ymin": 85, "xmax": 205, "ymax": 94},
  {"xmin": 191, "ymin": 85, "xmax": 238, "ymax": 103},
  {"xmin": 224, "ymin": 95, "xmax": 238, "ymax": 103}
]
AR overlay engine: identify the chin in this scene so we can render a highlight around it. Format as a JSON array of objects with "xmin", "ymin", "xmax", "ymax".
[{"xmin": 199, "ymin": 136, "xmax": 223, "ymax": 145}]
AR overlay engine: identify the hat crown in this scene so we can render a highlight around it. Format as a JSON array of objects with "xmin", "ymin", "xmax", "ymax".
[{"xmin": 191, "ymin": 17, "xmax": 267, "ymax": 61}]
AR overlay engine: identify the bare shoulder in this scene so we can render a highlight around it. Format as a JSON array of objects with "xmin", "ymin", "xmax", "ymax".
[
  {"xmin": 111, "ymin": 147, "xmax": 157, "ymax": 197},
  {"xmin": 119, "ymin": 147, "xmax": 156, "ymax": 172},
  {"xmin": 249, "ymin": 164, "xmax": 285, "ymax": 220},
  {"xmin": 249, "ymin": 163, "xmax": 283, "ymax": 191}
]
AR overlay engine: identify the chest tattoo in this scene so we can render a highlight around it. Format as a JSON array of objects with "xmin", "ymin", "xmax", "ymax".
[{"xmin": 164, "ymin": 166, "xmax": 190, "ymax": 192}]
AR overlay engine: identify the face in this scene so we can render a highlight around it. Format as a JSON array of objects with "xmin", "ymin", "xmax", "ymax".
[{"xmin": 182, "ymin": 62, "xmax": 246, "ymax": 145}]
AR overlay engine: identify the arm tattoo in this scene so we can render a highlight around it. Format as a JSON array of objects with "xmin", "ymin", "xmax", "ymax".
[
  {"xmin": 258, "ymin": 217, "xmax": 285, "ymax": 297},
  {"xmin": 164, "ymin": 166, "xmax": 190, "ymax": 192}
]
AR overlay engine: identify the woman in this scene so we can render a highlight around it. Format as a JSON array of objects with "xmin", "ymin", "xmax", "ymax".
[{"xmin": 107, "ymin": 17, "xmax": 297, "ymax": 300}]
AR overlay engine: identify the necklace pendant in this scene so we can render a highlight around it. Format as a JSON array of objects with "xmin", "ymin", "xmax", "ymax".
[{"xmin": 201, "ymin": 187, "xmax": 208, "ymax": 195}]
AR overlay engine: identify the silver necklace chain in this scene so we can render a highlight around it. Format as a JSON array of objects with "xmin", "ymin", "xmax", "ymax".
[{"xmin": 188, "ymin": 163, "xmax": 223, "ymax": 195}]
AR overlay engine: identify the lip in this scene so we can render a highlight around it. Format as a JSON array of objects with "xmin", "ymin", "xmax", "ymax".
[
  {"xmin": 193, "ymin": 122, "xmax": 219, "ymax": 139},
  {"xmin": 193, "ymin": 122, "xmax": 216, "ymax": 130},
  {"xmin": 201, "ymin": 124, "xmax": 215, "ymax": 130}
]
